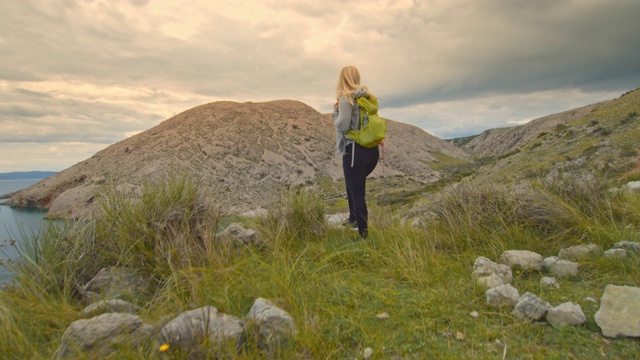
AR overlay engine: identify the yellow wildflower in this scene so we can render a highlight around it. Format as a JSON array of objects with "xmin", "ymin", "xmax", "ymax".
[{"xmin": 159, "ymin": 343, "xmax": 170, "ymax": 352}]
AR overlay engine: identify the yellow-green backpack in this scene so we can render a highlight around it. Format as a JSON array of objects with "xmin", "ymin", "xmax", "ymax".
[{"xmin": 345, "ymin": 96, "xmax": 387, "ymax": 148}]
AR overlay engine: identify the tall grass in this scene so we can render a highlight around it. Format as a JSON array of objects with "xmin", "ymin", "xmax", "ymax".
[
  {"xmin": 1, "ymin": 174, "xmax": 639, "ymax": 358},
  {"xmin": 255, "ymin": 188, "xmax": 328, "ymax": 245}
]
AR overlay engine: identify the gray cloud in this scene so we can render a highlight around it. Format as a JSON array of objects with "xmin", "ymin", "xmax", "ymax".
[{"xmin": 0, "ymin": 0, "xmax": 639, "ymax": 171}]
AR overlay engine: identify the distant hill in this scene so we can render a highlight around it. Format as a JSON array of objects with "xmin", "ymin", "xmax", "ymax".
[
  {"xmin": 0, "ymin": 171, "xmax": 57, "ymax": 180},
  {"xmin": 7, "ymin": 100, "xmax": 469, "ymax": 219},
  {"xmin": 455, "ymin": 102, "xmax": 610, "ymax": 159},
  {"xmin": 446, "ymin": 134, "xmax": 481, "ymax": 148},
  {"xmin": 474, "ymin": 88, "xmax": 640, "ymax": 183}
]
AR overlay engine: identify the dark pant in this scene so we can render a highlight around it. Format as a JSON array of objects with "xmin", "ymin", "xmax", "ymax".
[{"xmin": 343, "ymin": 142, "xmax": 379, "ymax": 236}]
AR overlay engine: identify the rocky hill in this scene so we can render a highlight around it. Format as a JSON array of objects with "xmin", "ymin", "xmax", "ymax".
[
  {"xmin": 473, "ymin": 88, "xmax": 640, "ymax": 183},
  {"xmin": 5, "ymin": 100, "xmax": 469, "ymax": 219},
  {"xmin": 460, "ymin": 102, "xmax": 610, "ymax": 159}
]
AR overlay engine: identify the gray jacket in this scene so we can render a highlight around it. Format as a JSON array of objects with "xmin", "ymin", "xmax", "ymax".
[{"xmin": 332, "ymin": 88, "xmax": 369, "ymax": 155}]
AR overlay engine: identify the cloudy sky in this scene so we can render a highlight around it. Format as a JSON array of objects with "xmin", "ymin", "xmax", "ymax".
[{"xmin": 1, "ymin": 0, "xmax": 639, "ymax": 172}]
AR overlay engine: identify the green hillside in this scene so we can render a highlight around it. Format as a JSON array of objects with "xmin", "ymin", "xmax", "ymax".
[{"xmin": 476, "ymin": 88, "xmax": 640, "ymax": 185}]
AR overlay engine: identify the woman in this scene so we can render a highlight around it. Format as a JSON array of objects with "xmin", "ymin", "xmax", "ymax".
[{"xmin": 333, "ymin": 66, "xmax": 379, "ymax": 238}]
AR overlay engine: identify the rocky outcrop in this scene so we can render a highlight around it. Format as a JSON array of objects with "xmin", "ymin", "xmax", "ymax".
[{"xmin": 7, "ymin": 100, "xmax": 469, "ymax": 220}]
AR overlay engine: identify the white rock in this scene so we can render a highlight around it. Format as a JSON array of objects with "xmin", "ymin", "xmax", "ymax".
[
  {"xmin": 595, "ymin": 285, "xmax": 640, "ymax": 338},
  {"xmin": 363, "ymin": 347, "xmax": 374, "ymax": 359},
  {"xmin": 158, "ymin": 306, "xmax": 244, "ymax": 353},
  {"xmin": 546, "ymin": 302, "xmax": 586, "ymax": 328},
  {"xmin": 326, "ymin": 213, "xmax": 348, "ymax": 226},
  {"xmin": 542, "ymin": 256, "xmax": 559, "ymax": 269},
  {"xmin": 621, "ymin": 181, "xmax": 640, "ymax": 192},
  {"xmin": 541, "ymin": 277, "xmax": 560, "ymax": 288},
  {"xmin": 57, "ymin": 313, "xmax": 154, "ymax": 359},
  {"xmin": 603, "ymin": 248, "xmax": 627, "ymax": 257},
  {"xmin": 554, "ymin": 260, "xmax": 579, "ymax": 278},
  {"xmin": 558, "ymin": 244, "xmax": 601, "ymax": 261},
  {"xmin": 613, "ymin": 241, "xmax": 640, "ymax": 253},
  {"xmin": 486, "ymin": 284, "xmax": 520, "ymax": 308},
  {"xmin": 512, "ymin": 292, "xmax": 551, "ymax": 321},
  {"xmin": 246, "ymin": 298, "xmax": 298, "ymax": 348},
  {"xmin": 217, "ymin": 223, "xmax": 261, "ymax": 246},
  {"xmin": 499, "ymin": 250, "xmax": 542, "ymax": 271},
  {"xmin": 473, "ymin": 256, "xmax": 513, "ymax": 289}
]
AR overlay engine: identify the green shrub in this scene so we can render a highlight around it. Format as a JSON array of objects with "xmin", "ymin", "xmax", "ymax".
[{"xmin": 95, "ymin": 174, "xmax": 225, "ymax": 277}]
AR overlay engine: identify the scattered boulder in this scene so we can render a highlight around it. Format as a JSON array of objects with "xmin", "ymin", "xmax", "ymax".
[
  {"xmin": 512, "ymin": 292, "xmax": 551, "ymax": 321},
  {"xmin": 498, "ymin": 250, "xmax": 542, "ymax": 271},
  {"xmin": 83, "ymin": 266, "xmax": 152, "ymax": 304},
  {"xmin": 595, "ymin": 285, "xmax": 640, "ymax": 338},
  {"xmin": 217, "ymin": 224, "xmax": 262, "ymax": 247},
  {"xmin": 612, "ymin": 241, "xmax": 640, "ymax": 253},
  {"xmin": 558, "ymin": 244, "xmax": 601, "ymax": 261},
  {"xmin": 542, "ymin": 256, "xmax": 579, "ymax": 278},
  {"xmin": 473, "ymin": 257, "xmax": 513, "ymax": 289},
  {"xmin": 157, "ymin": 306, "xmax": 245, "ymax": 356},
  {"xmin": 541, "ymin": 277, "xmax": 560, "ymax": 288},
  {"xmin": 56, "ymin": 313, "xmax": 154, "ymax": 359},
  {"xmin": 546, "ymin": 302, "xmax": 586, "ymax": 328},
  {"xmin": 81, "ymin": 299, "xmax": 140, "ymax": 317},
  {"xmin": 603, "ymin": 248, "xmax": 627, "ymax": 257},
  {"xmin": 245, "ymin": 298, "xmax": 298, "ymax": 351},
  {"xmin": 486, "ymin": 284, "xmax": 520, "ymax": 308}
]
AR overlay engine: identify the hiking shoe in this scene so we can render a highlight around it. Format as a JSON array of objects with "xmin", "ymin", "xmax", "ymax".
[{"xmin": 342, "ymin": 219, "xmax": 357, "ymax": 227}]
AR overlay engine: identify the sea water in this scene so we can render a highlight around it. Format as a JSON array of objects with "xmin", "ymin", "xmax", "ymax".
[{"xmin": 0, "ymin": 179, "xmax": 49, "ymax": 282}]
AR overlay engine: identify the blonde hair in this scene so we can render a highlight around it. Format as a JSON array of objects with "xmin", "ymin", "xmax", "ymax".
[{"xmin": 335, "ymin": 66, "xmax": 375, "ymax": 105}]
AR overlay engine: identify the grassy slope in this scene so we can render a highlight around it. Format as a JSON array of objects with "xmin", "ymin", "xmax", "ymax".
[
  {"xmin": 476, "ymin": 88, "xmax": 640, "ymax": 185},
  {"xmin": 1, "ymin": 174, "xmax": 639, "ymax": 359}
]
